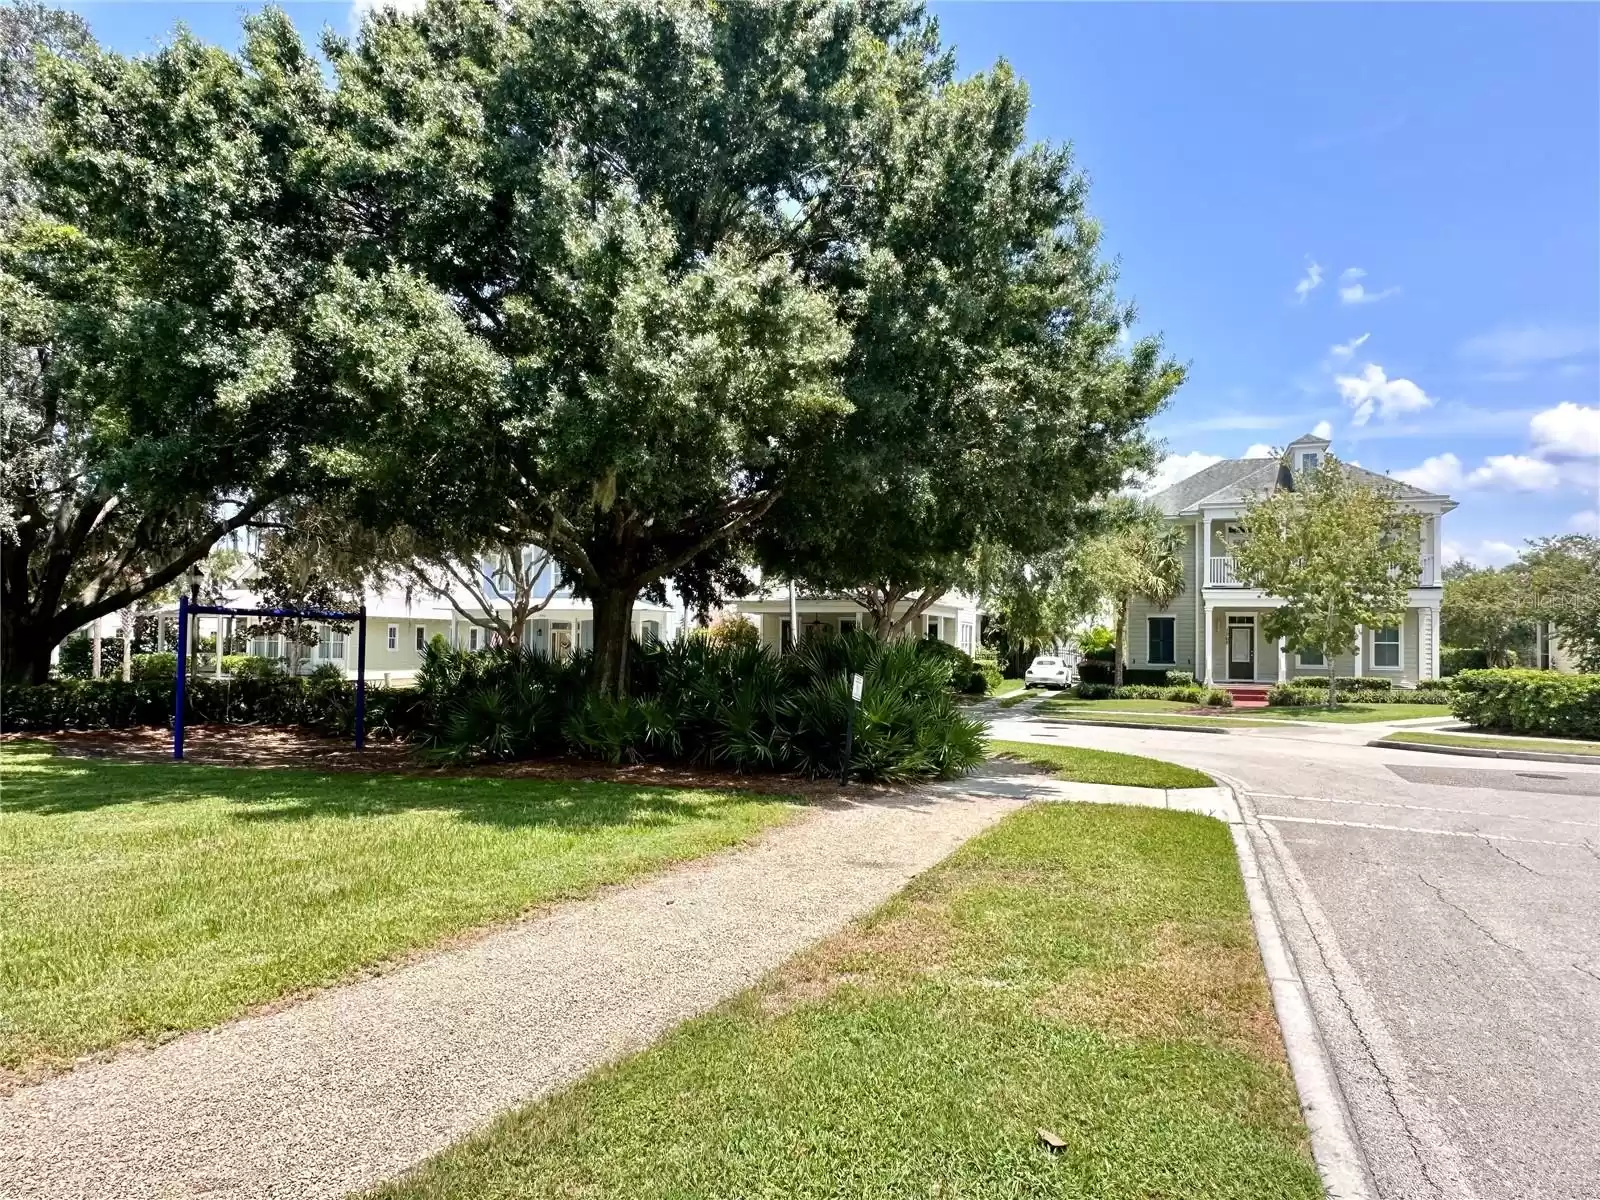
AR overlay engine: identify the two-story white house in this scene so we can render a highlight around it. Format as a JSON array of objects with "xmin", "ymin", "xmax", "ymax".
[{"xmin": 1126, "ymin": 433, "xmax": 1455, "ymax": 690}]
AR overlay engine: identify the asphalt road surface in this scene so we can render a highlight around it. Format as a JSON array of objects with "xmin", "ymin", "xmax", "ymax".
[{"xmin": 990, "ymin": 712, "xmax": 1600, "ymax": 1200}]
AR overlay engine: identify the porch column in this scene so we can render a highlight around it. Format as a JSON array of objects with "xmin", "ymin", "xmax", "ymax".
[
  {"xmin": 157, "ymin": 615, "xmax": 166, "ymax": 654},
  {"xmin": 1193, "ymin": 520, "xmax": 1204, "ymax": 675},
  {"xmin": 122, "ymin": 608, "xmax": 133, "ymax": 682},
  {"xmin": 1277, "ymin": 637, "xmax": 1287, "ymax": 683},
  {"xmin": 91, "ymin": 624, "xmax": 102, "ymax": 679},
  {"xmin": 1202, "ymin": 516, "xmax": 1214, "ymax": 586},
  {"xmin": 1431, "ymin": 515, "xmax": 1443, "ymax": 582},
  {"xmin": 215, "ymin": 616, "xmax": 225, "ymax": 679},
  {"xmin": 1201, "ymin": 602, "xmax": 1214, "ymax": 686},
  {"xmin": 1353, "ymin": 625, "xmax": 1364, "ymax": 678}
]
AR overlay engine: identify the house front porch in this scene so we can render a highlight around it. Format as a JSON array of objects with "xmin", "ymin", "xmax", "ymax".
[{"xmin": 1196, "ymin": 602, "xmax": 1439, "ymax": 687}]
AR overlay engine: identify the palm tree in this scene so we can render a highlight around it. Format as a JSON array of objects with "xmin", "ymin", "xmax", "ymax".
[{"xmin": 1081, "ymin": 507, "xmax": 1187, "ymax": 687}]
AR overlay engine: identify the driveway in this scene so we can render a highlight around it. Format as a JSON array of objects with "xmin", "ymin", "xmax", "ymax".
[{"xmin": 991, "ymin": 712, "xmax": 1600, "ymax": 1200}]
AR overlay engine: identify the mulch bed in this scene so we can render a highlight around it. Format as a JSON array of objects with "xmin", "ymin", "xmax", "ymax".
[{"xmin": 4, "ymin": 725, "xmax": 894, "ymax": 802}]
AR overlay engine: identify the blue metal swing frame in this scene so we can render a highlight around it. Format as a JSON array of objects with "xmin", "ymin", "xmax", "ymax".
[{"xmin": 172, "ymin": 596, "xmax": 368, "ymax": 760}]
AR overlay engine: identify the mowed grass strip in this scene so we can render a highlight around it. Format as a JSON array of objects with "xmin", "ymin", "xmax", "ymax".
[
  {"xmin": 0, "ymin": 742, "xmax": 794, "ymax": 1075},
  {"xmin": 370, "ymin": 803, "xmax": 1317, "ymax": 1200},
  {"xmin": 991, "ymin": 739, "xmax": 1215, "ymax": 789},
  {"xmin": 1254, "ymin": 703, "xmax": 1453, "ymax": 723},
  {"xmin": 1381, "ymin": 730, "xmax": 1600, "ymax": 756},
  {"xmin": 1034, "ymin": 705, "xmax": 1276, "ymax": 730}
]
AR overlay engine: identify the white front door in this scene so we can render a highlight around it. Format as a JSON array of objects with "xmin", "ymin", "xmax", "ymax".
[{"xmin": 550, "ymin": 622, "xmax": 573, "ymax": 659}]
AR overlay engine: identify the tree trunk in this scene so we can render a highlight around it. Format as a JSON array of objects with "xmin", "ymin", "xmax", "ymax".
[
  {"xmin": 590, "ymin": 585, "xmax": 637, "ymax": 697},
  {"xmin": 0, "ymin": 609, "xmax": 62, "ymax": 684},
  {"xmin": 1113, "ymin": 607, "xmax": 1126, "ymax": 688}
]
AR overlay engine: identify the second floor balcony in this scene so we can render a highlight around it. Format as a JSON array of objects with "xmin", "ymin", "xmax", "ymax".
[{"xmin": 1208, "ymin": 555, "xmax": 1438, "ymax": 588}]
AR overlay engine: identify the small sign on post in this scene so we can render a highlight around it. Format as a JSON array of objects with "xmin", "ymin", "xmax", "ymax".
[{"xmin": 841, "ymin": 672, "xmax": 864, "ymax": 784}]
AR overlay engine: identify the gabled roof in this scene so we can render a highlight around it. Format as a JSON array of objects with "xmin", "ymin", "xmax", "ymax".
[{"xmin": 1144, "ymin": 442, "xmax": 1457, "ymax": 516}]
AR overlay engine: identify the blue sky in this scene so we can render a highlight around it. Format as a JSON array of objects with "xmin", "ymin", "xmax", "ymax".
[{"xmin": 59, "ymin": 1, "xmax": 1600, "ymax": 566}]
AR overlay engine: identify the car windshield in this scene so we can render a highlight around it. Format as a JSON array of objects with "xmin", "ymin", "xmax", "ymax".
[{"xmin": 1033, "ymin": 659, "xmax": 1058, "ymax": 667}]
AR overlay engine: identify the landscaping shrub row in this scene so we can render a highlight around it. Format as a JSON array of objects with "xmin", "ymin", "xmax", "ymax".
[
  {"xmin": 1267, "ymin": 683, "xmax": 1452, "ymax": 707},
  {"xmin": 1076, "ymin": 661, "xmax": 1174, "ymax": 687},
  {"xmin": 1072, "ymin": 682, "xmax": 1233, "ymax": 707},
  {"xmin": 1448, "ymin": 669, "xmax": 1600, "ymax": 740},
  {"xmin": 420, "ymin": 633, "xmax": 986, "ymax": 781},
  {"xmin": 0, "ymin": 676, "xmax": 427, "ymax": 738},
  {"xmin": 1440, "ymin": 647, "xmax": 1490, "ymax": 676},
  {"xmin": 1284, "ymin": 676, "xmax": 1393, "ymax": 692}
]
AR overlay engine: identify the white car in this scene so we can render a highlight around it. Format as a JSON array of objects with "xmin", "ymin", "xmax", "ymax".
[{"xmin": 1024, "ymin": 656, "xmax": 1074, "ymax": 689}]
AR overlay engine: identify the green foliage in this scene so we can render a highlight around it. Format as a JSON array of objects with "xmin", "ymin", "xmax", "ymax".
[
  {"xmin": 130, "ymin": 652, "xmax": 177, "ymax": 680},
  {"xmin": 1236, "ymin": 455, "xmax": 1421, "ymax": 706},
  {"xmin": 1078, "ymin": 503, "xmax": 1187, "ymax": 687},
  {"xmin": 1070, "ymin": 681, "xmax": 1227, "ymax": 706},
  {"xmin": 1204, "ymin": 688, "xmax": 1234, "ymax": 707},
  {"xmin": 414, "ymin": 633, "xmax": 985, "ymax": 781},
  {"xmin": 1519, "ymin": 535, "xmax": 1600, "ymax": 672},
  {"xmin": 1077, "ymin": 625, "xmax": 1116, "ymax": 657},
  {"xmin": 1167, "ymin": 670, "xmax": 1195, "ymax": 687},
  {"xmin": 701, "ymin": 614, "xmax": 760, "ymax": 652},
  {"xmin": 1287, "ymin": 676, "xmax": 1394, "ymax": 692},
  {"xmin": 222, "ymin": 655, "xmax": 284, "ymax": 679},
  {"xmin": 1441, "ymin": 564, "xmax": 1534, "ymax": 666},
  {"xmin": 1268, "ymin": 682, "xmax": 1450, "ymax": 708},
  {"xmin": 1448, "ymin": 669, "xmax": 1600, "ymax": 739},
  {"xmin": 1441, "ymin": 647, "xmax": 1490, "ymax": 676},
  {"xmin": 914, "ymin": 639, "xmax": 990, "ymax": 695},
  {"xmin": 0, "ymin": 676, "xmax": 424, "ymax": 738},
  {"xmin": 1077, "ymin": 661, "xmax": 1171, "ymax": 686}
]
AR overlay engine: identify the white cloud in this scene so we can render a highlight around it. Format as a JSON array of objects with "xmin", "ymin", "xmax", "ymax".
[
  {"xmin": 1459, "ymin": 323, "xmax": 1600, "ymax": 367},
  {"xmin": 1329, "ymin": 333, "xmax": 1370, "ymax": 359},
  {"xmin": 1570, "ymin": 509, "xmax": 1600, "ymax": 534},
  {"xmin": 1339, "ymin": 280, "xmax": 1400, "ymax": 305},
  {"xmin": 1340, "ymin": 267, "xmax": 1366, "ymax": 283},
  {"xmin": 1138, "ymin": 452, "xmax": 1221, "ymax": 495},
  {"xmin": 1529, "ymin": 402, "xmax": 1600, "ymax": 460},
  {"xmin": 1335, "ymin": 363, "xmax": 1436, "ymax": 425},
  {"xmin": 1311, "ymin": 419, "xmax": 1333, "ymax": 439},
  {"xmin": 1467, "ymin": 454, "xmax": 1562, "ymax": 492},
  {"xmin": 1394, "ymin": 452, "xmax": 1463, "ymax": 494},
  {"xmin": 1293, "ymin": 259, "xmax": 1323, "ymax": 303},
  {"xmin": 1242, "ymin": 443, "xmax": 1276, "ymax": 459},
  {"xmin": 1442, "ymin": 539, "xmax": 1520, "ymax": 568}
]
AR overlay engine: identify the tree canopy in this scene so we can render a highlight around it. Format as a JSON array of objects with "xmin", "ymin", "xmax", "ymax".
[{"xmin": 1077, "ymin": 502, "xmax": 1186, "ymax": 686}]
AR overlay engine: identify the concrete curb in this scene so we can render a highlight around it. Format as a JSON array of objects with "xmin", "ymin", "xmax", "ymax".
[
  {"xmin": 1368, "ymin": 737, "xmax": 1600, "ymax": 766},
  {"xmin": 1207, "ymin": 769, "xmax": 1378, "ymax": 1200},
  {"xmin": 1030, "ymin": 715, "xmax": 1233, "ymax": 735}
]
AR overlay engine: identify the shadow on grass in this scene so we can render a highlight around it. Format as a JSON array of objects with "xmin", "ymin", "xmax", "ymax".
[{"xmin": 0, "ymin": 744, "xmax": 763, "ymax": 831}]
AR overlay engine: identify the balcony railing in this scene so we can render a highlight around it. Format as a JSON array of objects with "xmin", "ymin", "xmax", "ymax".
[
  {"xmin": 1209, "ymin": 554, "xmax": 1439, "ymax": 587},
  {"xmin": 1208, "ymin": 556, "xmax": 1241, "ymax": 586}
]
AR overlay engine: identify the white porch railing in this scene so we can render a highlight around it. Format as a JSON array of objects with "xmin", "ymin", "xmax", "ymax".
[{"xmin": 1208, "ymin": 556, "xmax": 1241, "ymax": 586}]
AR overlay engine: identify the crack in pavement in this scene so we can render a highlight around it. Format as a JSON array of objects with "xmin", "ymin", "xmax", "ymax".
[
  {"xmin": 1479, "ymin": 835, "xmax": 1540, "ymax": 876},
  {"xmin": 1415, "ymin": 873, "xmax": 1526, "ymax": 958}
]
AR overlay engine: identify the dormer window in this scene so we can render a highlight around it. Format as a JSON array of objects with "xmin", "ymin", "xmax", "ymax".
[{"xmin": 1299, "ymin": 451, "xmax": 1320, "ymax": 473}]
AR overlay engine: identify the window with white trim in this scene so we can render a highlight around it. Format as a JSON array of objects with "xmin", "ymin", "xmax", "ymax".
[
  {"xmin": 1296, "ymin": 644, "xmax": 1326, "ymax": 667},
  {"xmin": 386, "ymin": 624, "xmax": 398, "ymax": 651},
  {"xmin": 1299, "ymin": 451, "xmax": 1319, "ymax": 473},
  {"xmin": 468, "ymin": 626, "xmax": 482, "ymax": 652},
  {"xmin": 1147, "ymin": 616, "xmax": 1175, "ymax": 665},
  {"xmin": 959, "ymin": 623, "xmax": 974, "ymax": 655},
  {"xmin": 1373, "ymin": 625, "xmax": 1400, "ymax": 668},
  {"xmin": 926, "ymin": 617, "xmax": 941, "ymax": 641},
  {"xmin": 415, "ymin": 625, "xmax": 427, "ymax": 653}
]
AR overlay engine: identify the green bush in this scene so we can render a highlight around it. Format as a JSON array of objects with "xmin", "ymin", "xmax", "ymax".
[
  {"xmin": 1440, "ymin": 647, "xmax": 1489, "ymax": 676},
  {"xmin": 1076, "ymin": 661, "xmax": 1171, "ymax": 686},
  {"xmin": 1269, "ymin": 683, "xmax": 1451, "ymax": 708},
  {"xmin": 1167, "ymin": 670, "xmax": 1195, "ymax": 687},
  {"xmin": 1070, "ymin": 682, "xmax": 1229, "ymax": 707},
  {"xmin": 222, "ymin": 654, "xmax": 285, "ymax": 679},
  {"xmin": 1076, "ymin": 626, "xmax": 1115, "ymax": 658},
  {"xmin": 1288, "ymin": 676, "xmax": 1393, "ymax": 692},
  {"xmin": 1203, "ymin": 688, "xmax": 1233, "ymax": 707},
  {"xmin": 1073, "ymin": 682, "xmax": 1115, "ymax": 700},
  {"xmin": 415, "ymin": 633, "xmax": 986, "ymax": 781},
  {"xmin": 915, "ymin": 640, "xmax": 990, "ymax": 695},
  {"xmin": 130, "ymin": 652, "xmax": 178, "ymax": 680},
  {"xmin": 0, "ymin": 675, "xmax": 425, "ymax": 739},
  {"xmin": 1449, "ymin": 669, "xmax": 1600, "ymax": 739}
]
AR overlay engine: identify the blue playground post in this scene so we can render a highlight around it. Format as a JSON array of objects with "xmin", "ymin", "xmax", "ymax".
[{"xmin": 173, "ymin": 594, "xmax": 189, "ymax": 760}]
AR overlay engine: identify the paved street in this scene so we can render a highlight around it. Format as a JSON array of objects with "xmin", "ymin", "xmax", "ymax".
[{"xmin": 990, "ymin": 711, "xmax": 1600, "ymax": 1200}]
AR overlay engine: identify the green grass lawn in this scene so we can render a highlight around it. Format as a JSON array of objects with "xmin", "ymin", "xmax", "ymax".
[
  {"xmin": 991, "ymin": 677, "xmax": 1029, "ymax": 698},
  {"xmin": 991, "ymin": 739, "xmax": 1216, "ymax": 789},
  {"xmin": 1379, "ymin": 730, "xmax": 1600, "ymax": 756},
  {"xmin": 1256, "ymin": 703, "xmax": 1453, "ymax": 723},
  {"xmin": 1034, "ymin": 706, "xmax": 1276, "ymax": 731},
  {"xmin": 369, "ymin": 803, "xmax": 1317, "ymax": 1200},
  {"xmin": 1039, "ymin": 696, "xmax": 1202, "ymax": 713},
  {"xmin": 0, "ymin": 742, "xmax": 794, "ymax": 1076}
]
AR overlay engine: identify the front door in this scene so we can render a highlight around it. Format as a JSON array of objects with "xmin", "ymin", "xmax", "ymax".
[
  {"xmin": 549, "ymin": 622, "xmax": 573, "ymax": 660},
  {"xmin": 1227, "ymin": 618, "xmax": 1256, "ymax": 680}
]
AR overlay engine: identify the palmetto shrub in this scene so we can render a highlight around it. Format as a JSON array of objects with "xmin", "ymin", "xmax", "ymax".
[
  {"xmin": 1449, "ymin": 669, "xmax": 1600, "ymax": 739},
  {"xmin": 417, "ymin": 631, "xmax": 986, "ymax": 780}
]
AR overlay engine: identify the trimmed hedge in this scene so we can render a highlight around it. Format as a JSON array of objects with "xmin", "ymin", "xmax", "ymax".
[
  {"xmin": 1268, "ymin": 684, "xmax": 1452, "ymax": 708},
  {"xmin": 1449, "ymin": 669, "xmax": 1600, "ymax": 740},
  {"xmin": 1440, "ymin": 647, "xmax": 1489, "ymax": 676},
  {"xmin": 1286, "ymin": 676, "xmax": 1393, "ymax": 692},
  {"xmin": 1072, "ymin": 682, "xmax": 1233, "ymax": 707},
  {"xmin": 1076, "ymin": 661, "xmax": 1174, "ymax": 687},
  {"xmin": 0, "ymin": 676, "xmax": 426, "ymax": 740}
]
